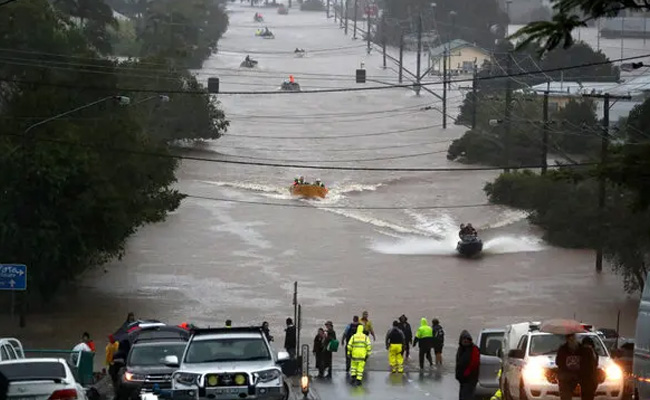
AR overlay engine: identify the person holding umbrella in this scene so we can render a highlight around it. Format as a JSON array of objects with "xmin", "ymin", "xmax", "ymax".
[{"xmin": 542, "ymin": 319, "xmax": 588, "ymax": 400}]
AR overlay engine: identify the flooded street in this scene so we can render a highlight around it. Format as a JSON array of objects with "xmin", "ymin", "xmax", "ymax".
[{"xmin": 3, "ymin": 4, "xmax": 644, "ymax": 379}]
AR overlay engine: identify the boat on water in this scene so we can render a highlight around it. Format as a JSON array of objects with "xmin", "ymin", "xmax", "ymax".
[
  {"xmin": 294, "ymin": 48, "xmax": 306, "ymax": 57},
  {"xmin": 256, "ymin": 28, "xmax": 275, "ymax": 39},
  {"xmin": 240, "ymin": 58, "xmax": 258, "ymax": 68},
  {"xmin": 290, "ymin": 184, "xmax": 328, "ymax": 199},
  {"xmin": 456, "ymin": 235, "xmax": 483, "ymax": 257},
  {"xmin": 278, "ymin": 4, "xmax": 288, "ymax": 14},
  {"xmin": 254, "ymin": 14, "xmax": 264, "ymax": 22},
  {"xmin": 280, "ymin": 75, "xmax": 300, "ymax": 91}
]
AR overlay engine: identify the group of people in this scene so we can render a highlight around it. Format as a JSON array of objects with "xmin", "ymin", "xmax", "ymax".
[
  {"xmin": 459, "ymin": 223, "xmax": 478, "ymax": 238},
  {"xmin": 293, "ymin": 176, "xmax": 325, "ymax": 187},
  {"xmin": 555, "ymin": 334, "xmax": 604, "ymax": 400}
]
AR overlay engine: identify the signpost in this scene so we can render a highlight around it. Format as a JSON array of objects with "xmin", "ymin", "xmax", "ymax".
[{"xmin": 0, "ymin": 264, "xmax": 27, "ymax": 321}]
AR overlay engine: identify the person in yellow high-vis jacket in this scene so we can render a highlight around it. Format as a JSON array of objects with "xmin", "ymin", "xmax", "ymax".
[
  {"xmin": 490, "ymin": 368, "xmax": 503, "ymax": 400},
  {"xmin": 347, "ymin": 324, "xmax": 372, "ymax": 385},
  {"xmin": 386, "ymin": 320, "xmax": 405, "ymax": 373}
]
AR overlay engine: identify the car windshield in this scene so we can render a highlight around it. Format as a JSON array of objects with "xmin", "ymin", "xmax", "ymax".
[
  {"xmin": 184, "ymin": 337, "xmax": 271, "ymax": 363},
  {"xmin": 129, "ymin": 343, "xmax": 187, "ymax": 366},
  {"xmin": 529, "ymin": 334, "xmax": 608, "ymax": 357},
  {"xmin": 0, "ymin": 362, "xmax": 66, "ymax": 381}
]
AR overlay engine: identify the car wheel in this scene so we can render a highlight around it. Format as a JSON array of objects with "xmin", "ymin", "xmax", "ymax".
[{"xmin": 519, "ymin": 380, "xmax": 528, "ymax": 400}]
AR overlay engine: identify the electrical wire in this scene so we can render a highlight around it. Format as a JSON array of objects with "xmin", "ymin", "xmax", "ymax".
[{"xmin": 0, "ymin": 131, "xmax": 596, "ymax": 171}]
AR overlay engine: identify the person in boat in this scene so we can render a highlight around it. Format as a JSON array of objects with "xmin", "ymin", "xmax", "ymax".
[
  {"xmin": 459, "ymin": 224, "xmax": 473, "ymax": 238},
  {"xmin": 466, "ymin": 223, "xmax": 477, "ymax": 236},
  {"xmin": 315, "ymin": 179, "xmax": 322, "ymax": 187},
  {"xmin": 245, "ymin": 55, "xmax": 251, "ymax": 63},
  {"xmin": 299, "ymin": 176, "xmax": 305, "ymax": 184},
  {"xmin": 294, "ymin": 178, "xmax": 300, "ymax": 186},
  {"xmin": 264, "ymin": 27, "xmax": 271, "ymax": 35}
]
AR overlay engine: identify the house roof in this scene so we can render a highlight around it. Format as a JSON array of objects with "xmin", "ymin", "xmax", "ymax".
[{"xmin": 429, "ymin": 39, "xmax": 488, "ymax": 58}]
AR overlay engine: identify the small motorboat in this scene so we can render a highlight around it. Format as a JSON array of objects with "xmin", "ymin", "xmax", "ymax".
[
  {"xmin": 256, "ymin": 29, "xmax": 275, "ymax": 39},
  {"xmin": 254, "ymin": 14, "xmax": 264, "ymax": 22},
  {"xmin": 240, "ymin": 58, "xmax": 258, "ymax": 68},
  {"xmin": 456, "ymin": 235, "xmax": 483, "ymax": 257},
  {"xmin": 290, "ymin": 184, "xmax": 328, "ymax": 199},
  {"xmin": 294, "ymin": 48, "xmax": 306, "ymax": 57},
  {"xmin": 281, "ymin": 81, "xmax": 301, "ymax": 92},
  {"xmin": 278, "ymin": 4, "xmax": 288, "ymax": 14}
]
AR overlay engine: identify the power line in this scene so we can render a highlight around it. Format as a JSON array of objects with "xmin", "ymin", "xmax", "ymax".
[
  {"xmin": 185, "ymin": 194, "xmax": 492, "ymax": 210},
  {"xmin": 4, "ymin": 52, "xmax": 649, "ymax": 95},
  {"xmin": 0, "ymin": 131, "xmax": 596, "ymax": 172},
  {"xmin": 213, "ymin": 149, "xmax": 447, "ymax": 163}
]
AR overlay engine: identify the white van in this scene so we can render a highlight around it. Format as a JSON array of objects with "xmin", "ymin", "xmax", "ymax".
[{"xmin": 633, "ymin": 273, "xmax": 650, "ymax": 400}]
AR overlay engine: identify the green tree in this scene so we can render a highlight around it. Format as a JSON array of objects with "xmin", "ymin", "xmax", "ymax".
[
  {"xmin": 551, "ymin": 98, "xmax": 601, "ymax": 156},
  {"xmin": 53, "ymin": 0, "xmax": 118, "ymax": 54},
  {"xmin": 511, "ymin": 0, "xmax": 649, "ymax": 53}
]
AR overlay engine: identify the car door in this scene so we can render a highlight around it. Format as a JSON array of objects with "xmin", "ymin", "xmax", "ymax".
[
  {"xmin": 478, "ymin": 330, "xmax": 505, "ymax": 392},
  {"xmin": 506, "ymin": 335, "xmax": 528, "ymax": 400}
]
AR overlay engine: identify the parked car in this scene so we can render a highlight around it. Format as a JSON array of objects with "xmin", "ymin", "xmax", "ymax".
[
  {"xmin": 475, "ymin": 328, "xmax": 505, "ymax": 399},
  {"xmin": 0, "ymin": 358, "xmax": 88, "ymax": 400},
  {"xmin": 502, "ymin": 328, "xmax": 624, "ymax": 400},
  {"xmin": 166, "ymin": 327, "xmax": 290, "ymax": 400}
]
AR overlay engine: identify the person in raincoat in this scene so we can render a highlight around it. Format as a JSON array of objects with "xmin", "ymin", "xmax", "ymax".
[
  {"xmin": 347, "ymin": 324, "xmax": 371, "ymax": 385},
  {"xmin": 413, "ymin": 318, "xmax": 434, "ymax": 371},
  {"xmin": 385, "ymin": 320, "xmax": 405, "ymax": 373},
  {"xmin": 490, "ymin": 369, "xmax": 503, "ymax": 400},
  {"xmin": 456, "ymin": 330, "xmax": 480, "ymax": 400}
]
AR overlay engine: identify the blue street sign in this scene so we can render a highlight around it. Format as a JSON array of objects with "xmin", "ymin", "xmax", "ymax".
[{"xmin": 0, "ymin": 264, "xmax": 27, "ymax": 291}]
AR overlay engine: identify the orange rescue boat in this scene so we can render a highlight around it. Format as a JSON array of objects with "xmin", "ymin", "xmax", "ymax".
[{"xmin": 289, "ymin": 184, "xmax": 328, "ymax": 199}]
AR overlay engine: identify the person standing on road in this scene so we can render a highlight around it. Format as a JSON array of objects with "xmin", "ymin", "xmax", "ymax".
[
  {"xmin": 397, "ymin": 315, "xmax": 413, "ymax": 360},
  {"xmin": 413, "ymin": 318, "xmax": 434, "ymax": 371},
  {"xmin": 313, "ymin": 328, "xmax": 326, "ymax": 377},
  {"xmin": 262, "ymin": 321, "xmax": 274, "ymax": 342},
  {"xmin": 556, "ymin": 334, "xmax": 583, "ymax": 400},
  {"xmin": 347, "ymin": 324, "xmax": 372, "ymax": 385},
  {"xmin": 284, "ymin": 318, "xmax": 297, "ymax": 359},
  {"xmin": 580, "ymin": 337, "xmax": 599, "ymax": 400},
  {"xmin": 322, "ymin": 321, "xmax": 337, "ymax": 378},
  {"xmin": 456, "ymin": 330, "xmax": 480, "ymax": 400},
  {"xmin": 386, "ymin": 320, "xmax": 405, "ymax": 373},
  {"xmin": 104, "ymin": 335, "xmax": 119, "ymax": 368},
  {"xmin": 432, "ymin": 319, "xmax": 445, "ymax": 365},
  {"xmin": 361, "ymin": 311, "xmax": 376, "ymax": 341},
  {"xmin": 343, "ymin": 316, "xmax": 361, "ymax": 373}
]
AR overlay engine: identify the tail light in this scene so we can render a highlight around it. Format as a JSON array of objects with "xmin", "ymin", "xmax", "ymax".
[{"xmin": 49, "ymin": 389, "xmax": 78, "ymax": 400}]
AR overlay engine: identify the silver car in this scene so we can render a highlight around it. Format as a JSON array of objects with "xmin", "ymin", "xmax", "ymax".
[
  {"xmin": 163, "ymin": 327, "xmax": 289, "ymax": 400},
  {"xmin": 475, "ymin": 328, "xmax": 505, "ymax": 399}
]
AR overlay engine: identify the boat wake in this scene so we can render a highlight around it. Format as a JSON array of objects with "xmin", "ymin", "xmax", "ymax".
[
  {"xmin": 199, "ymin": 180, "xmax": 382, "ymax": 202},
  {"xmin": 371, "ymin": 234, "xmax": 545, "ymax": 256}
]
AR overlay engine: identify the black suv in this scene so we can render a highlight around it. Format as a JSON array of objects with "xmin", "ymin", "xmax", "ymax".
[{"xmin": 116, "ymin": 328, "xmax": 189, "ymax": 400}]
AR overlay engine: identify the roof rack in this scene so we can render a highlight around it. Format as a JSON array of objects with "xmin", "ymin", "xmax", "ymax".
[{"xmin": 191, "ymin": 326, "xmax": 263, "ymax": 335}]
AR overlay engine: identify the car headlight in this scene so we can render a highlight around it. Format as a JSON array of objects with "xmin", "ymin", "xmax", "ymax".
[
  {"xmin": 174, "ymin": 372, "xmax": 200, "ymax": 386},
  {"xmin": 522, "ymin": 363, "xmax": 547, "ymax": 385},
  {"xmin": 256, "ymin": 369, "xmax": 281, "ymax": 383},
  {"xmin": 124, "ymin": 371, "xmax": 147, "ymax": 382},
  {"xmin": 606, "ymin": 363, "xmax": 624, "ymax": 382}
]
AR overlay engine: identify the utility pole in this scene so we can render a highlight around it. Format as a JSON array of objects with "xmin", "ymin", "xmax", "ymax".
[
  {"xmin": 344, "ymin": 0, "xmax": 348, "ymax": 34},
  {"xmin": 471, "ymin": 67, "xmax": 477, "ymax": 129},
  {"xmin": 504, "ymin": 54, "xmax": 513, "ymax": 172},
  {"xmin": 541, "ymin": 90, "xmax": 549, "ymax": 175},
  {"xmin": 326, "ymin": 0, "xmax": 330, "ymax": 18},
  {"xmin": 442, "ymin": 48, "xmax": 447, "ymax": 129},
  {"xmin": 366, "ymin": 12, "xmax": 371, "ymax": 54},
  {"xmin": 289, "ymin": 0, "xmax": 291, "ymax": 8},
  {"xmin": 382, "ymin": 18, "xmax": 386, "ymax": 68},
  {"xmin": 583, "ymin": 92, "xmax": 631, "ymax": 273},
  {"xmin": 353, "ymin": 0, "xmax": 358, "ymax": 39},
  {"xmin": 398, "ymin": 33, "xmax": 404, "ymax": 84},
  {"xmin": 416, "ymin": 14, "xmax": 422, "ymax": 95}
]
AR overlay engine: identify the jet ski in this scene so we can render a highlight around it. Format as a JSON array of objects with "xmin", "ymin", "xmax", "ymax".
[
  {"xmin": 456, "ymin": 234, "xmax": 483, "ymax": 257},
  {"xmin": 256, "ymin": 29, "xmax": 275, "ymax": 39},
  {"xmin": 280, "ymin": 79, "xmax": 301, "ymax": 92},
  {"xmin": 254, "ymin": 14, "xmax": 264, "ymax": 22},
  {"xmin": 240, "ymin": 58, "xmax": 258, "ymax": 68},
  {"xmin": 294, "ymin": 48, "xmax": 306, "ymax": 57}
]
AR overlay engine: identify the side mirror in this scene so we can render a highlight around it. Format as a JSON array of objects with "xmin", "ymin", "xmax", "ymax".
[
  {"xmin": 277, "ymin": 351, "xmax": 290, "ymax": 362},
  {"xmin": 163, "ymin": 355, "xmax": 180, "ymax": 367},
  {"xmin": 508, "ymin": 349, "xmax": 525, "ymax": 359}
]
